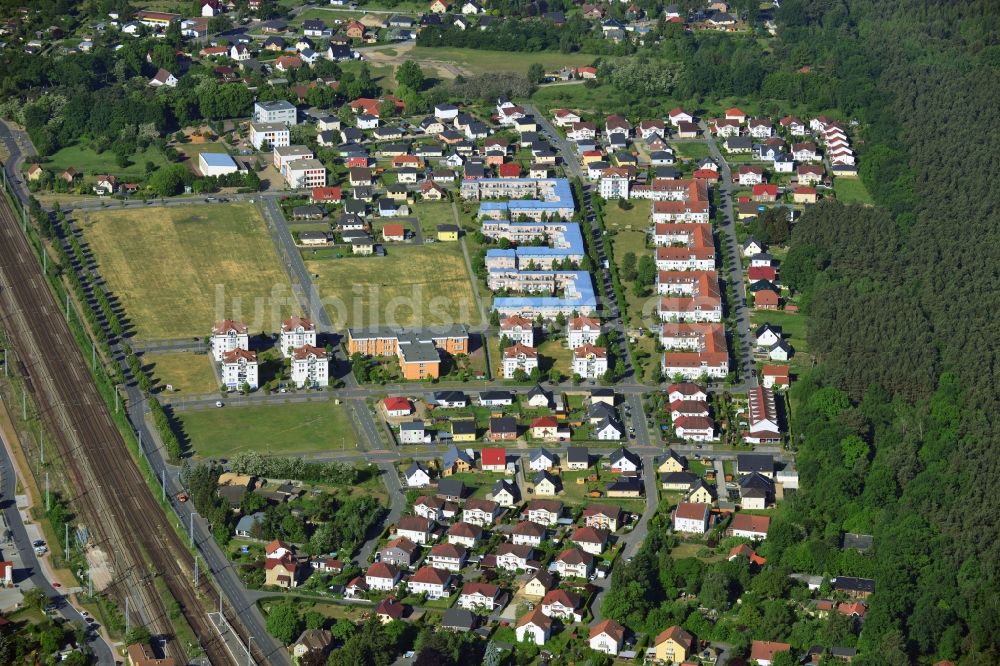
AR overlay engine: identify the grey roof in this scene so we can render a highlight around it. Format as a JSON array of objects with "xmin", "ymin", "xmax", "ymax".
[
  {"xmin": 235, "ymin": 512, "xmax": 264, "ymax": 533},
  {"xmin": 450, "ymin": 420, "xmax": 476, "ymax": 436},
  {"xmin": 441, "ymin": 607, "xmax": 476, "ymax": 631},
  {"xmin": 611, "ymin": 446, "xmax": 640, "ymax": 467},
  {"xmin": 490, "ymin": 416, "xmax": 517, "ymax": 433},
  {"xmin": 664, "ymin": 448, "xmax": 687, "ymax": 466},
  {"xmin": 533, "ymin": 470, "xmax": 560, "ymax": 486},
  {"xmin": 566, "ymin": 446, "xmax": 589, "ymax": 464},
  {"xmin": 597, "ymin": 417, "xmax": 624, "ymax": 435},
  {"xmin": 479, "ymin": 390, "xmax": 513, "ymax": 403},
  {"xmin": 400, "ymin": 420, "xmax": 424, "ymax": 432},
  {"xmin": 832, "ymin": 576, "xmax": 876, "ymax": 593},
  {"xmin": 688, "ymin": 479, "xmax": 717, "ymax": 499},
  {"xmin": 607, "ymin": 476, "xmax": 642, "ymax": 493},
  {"xmin": 443, "ymin": 443, "xmax": 474, "ymax": 468},
  {"xmin": 530, "ymin": 447, "xmax": 555, "ymax": 463},
  {"xmin": 492, "ymin": 478, "xmax": 519, "ymax": 499},
  {"xmin": 841, "ymin": 533, "xmax": 874, "ymax": 551},
  {"xmin": 405, "ymin": 461, "xmax": 429, "ymax": 478},
  {"xmin": 588, "ymin": 402, "xmax": 618, "ymax": 420},
  {"xmin": 660, "ymin": 471, "xmax": 699, "ymax": 486},
  {"xmin": 737, "ymin": 454, "xmax": 774, "ymax": 474},
  {"xmin": 738, "ymin": 472, "xmax": 775, "ymax": 491},
  {"xmin": 434, "ymin": 390, "xmax": 468, "ymax": 404},
  {"xmin": 437, "ymin": 478, "xmax": 466, "ymax": 499}
]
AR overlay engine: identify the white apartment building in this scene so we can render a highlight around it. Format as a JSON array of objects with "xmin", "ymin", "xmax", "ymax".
[
  {"xmin": 280, "ymin": 317, "xmax": 317, "ymax": 357},
  {"xmin": 253, "ymin": 100, "xmax": 297, "ymax": 125},
  {"xmin": 210, "ymin": 320, "xmax": 249, "ymax": 362},
  {"xmin": 250, "ymin": 121, "xmax": 290, "ymax": 150},
  {"xmin": 573, "ymin": 343, "xmax": 608, "ymax": 379},
  {"xmin": 221, "ymin": 349, "xmax": 259, "ymax": 390},
  {"xmin": 502, "ymin": 343, "xmax": 538, "ymax": 379},
  {"xmin": 284, "ymin": 158, "xmax": 327, "ymax": 189},
  {"xmin": 290, "ymin": 345, "xmax": 329, "ymax": 388},
  {"xmin": 567, "ymin": 316, "xmax": 601, "ymax": 349}
]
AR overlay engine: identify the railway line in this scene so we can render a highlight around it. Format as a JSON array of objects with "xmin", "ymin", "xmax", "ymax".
[{"xmin": 0, "ymin": 191, "xmax": 240, "ymax": 664}]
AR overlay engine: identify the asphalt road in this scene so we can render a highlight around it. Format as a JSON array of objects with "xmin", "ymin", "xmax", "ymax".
[
  {"xmin": 0, "ymin": 433, "xmax": 116, "ymax": 665},
  {"xmin": 700, "ymin": 121, "xmax": 757, "ymax": 385}
]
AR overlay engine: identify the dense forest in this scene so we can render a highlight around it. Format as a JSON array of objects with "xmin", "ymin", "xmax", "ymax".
[{"xmin": 770, "ymin": 0, "xmax": 1000, "ymax": 663}]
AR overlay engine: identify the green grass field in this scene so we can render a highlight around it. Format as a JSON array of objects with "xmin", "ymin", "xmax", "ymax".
[
  {"xmin": 750, "ymin": 309, "xmax": 813, "ymax": 375},
  {"xmin": 80, "ymin": 204, "xmax": 292, "ymax": 339},
  {"xmin": 413, "ymin": 201, "xmax": 457, "ymax": 237},
  {"xmin": 603, "ymin": 203, "xmax": 650, "ymax": 232},
  {"xmin": 410, "ymin": 46, "xmax": 596, "ymax": 77},
  {"xmin": 674, "ymin": 141, "xmax": 712, "ymax": 161},
  {"xmin": 306, "ymin": 243, "xmax": 477, "ymax": 329},
  {"xmin": 44, "ymin": 144, "xmax": 172, "ymax": 180},
  {"xmin": 537, "ymin": 337, "xmax": 572, "ymax": 375},
  {"xmin": 530, "ymin": 82, "xmax": 631, "ymax": 114},
  {"xmin": 834, "ymin": 177, "xmax": 873, "ymax": 204},
  {"xmin": 179, "ymin": 401, "xmax": 359, "ymax": 458},
  {"xmin": 145, "ymin": 352, "xmax": 219, "ymax": 395}
]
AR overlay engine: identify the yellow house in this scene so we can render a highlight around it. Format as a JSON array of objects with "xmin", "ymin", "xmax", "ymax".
[
  {"xmin": 533, "ymin": 472, "xmax": 560, "ymax": 497},
  {"xmin": 657, "ymin": 457, "xmax": 685, "ymax": 474},
  {"xmin": 429, "ymin": 0, "xmax": 450, "ymax": 12},
  {"xmin": 265, "ymin": 556, "xmax": 299, "ymax": 588},
  {"xmin": 687, "ymin": 483, "xmax": 715, "ymax": 505},
  {"xmin": 452, "ymin": 419, "xmax": 477, "ymax": 443},
  {"xmin": 654, "ymin": 625, "xmax": 693, "ymax": 663},
  {"xmin": 581, "ymin": 152, "xmax": 604, "ymax": 165},
  {"xmin": 523, "ymin": 571, "xmax": 554, "ymax": 599},
  {"xmin": 437, "ymin": 224, "xmax": 460, "ymax": 241}
]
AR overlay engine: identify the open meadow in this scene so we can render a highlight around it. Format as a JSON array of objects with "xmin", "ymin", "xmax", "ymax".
[
  {"xmin": 178, "ymin": 401, "xmax": 358, "ymax": 458},
  {"xmin": 79, "ymin": 204, "xmax": 292, "ymax": 339},
  {"xmin": 305, "ymin": 243, "xmax": 478, "ymax": 329}
]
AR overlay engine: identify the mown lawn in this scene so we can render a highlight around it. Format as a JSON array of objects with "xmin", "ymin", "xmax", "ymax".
[
  {"xmin": 80, "ymin": 204, "xmax": 292, "ymax": 339},
  {"xmin": 44, "ymin": 143, "xmax": 172, "ymax": 180},
  {"xmin": 603, "ymin": 202, "xmax": 649, "ymax": 232},
  {"xmin": 145, "ymin": 352, "xmax": 219, "ymax": 395},
  {"xmin": 306, "ymin": 243, "xmax": 477, "ymax": 329},
  {"xmin": 833, "ymin": 177, "xmax": 873, "ymax": 204},
  {"xmin": 529, "ymin": 82, "xmax": 631, "ymax": 115},
  {"xmin": 179, "ymin": 401, "xmax": 359, "ymax": 458},
  {"xmin": 410, "ymin": 46, "xmax": 596, "ymax": 77}
]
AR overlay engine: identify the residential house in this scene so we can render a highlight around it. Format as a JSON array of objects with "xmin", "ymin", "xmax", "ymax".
[
  {"xmin": 502, "ymin": 343, "xmax": 538, "ymax": 379},
  {"xmin": 610, "ymin": 447, "xmax": 641, "ymax": 473},
  {"xmin": 511, "ymin": 520, "xmax": 546, "ymax": 547},
  {"xmin": 528, "ymin": 446, "xmax": 558, "ymax": 470},
  {"xmin": 573, "ymin": 344, "xmax": 608, "ymax": 379},
  {"xmin": 750, "ymin": 640, "xmax": 792, "ymax": 666},
  {"xmin": 495, "ymin": 543, "xmax": 535, "ymax": 572},
  {"xmin": 554, "ymin": 547, "xmax": 594, "ymax": 579},
  {"xmin": 730, "ymin": 513, "xmax": 770, "ymax": 540},
  {"xmin": 583, "ymin": 504, "xmax": 623, "ymax": 531},
  {"xmin": 570, "ymin": 527, "xmax": 608, "ymax": 555},
  {"xmin": 515, "ymin": 607, "xmax": 552, "ymax": 646},
  {"xmin": 378, "ymin": 537, "xmax": 420, "ymax": 567},
  {"xmin": 407, "ymin": 566, "xmax": 451, "ymax": 599},
  {"xmin": 428, "ymin": 543, "xmax": 467, "ymax": 571},
  {"xmin": 541, "ymin": 589, "xmax": 583, "ymax": 623},
  {"xmin": 365, "ymin": 562, "xmax": 401, "ymax": 591},
  {"xmin": 458, "ymin": 582, "xmax": 502, "ymax": 611},
  {"xmin": 567, "ymin": 316, "xmax": 602, "ymax": 348},
  {"xmin": 481, "ymin": 447, "xmax": 507, "ymax": 472},
  {"xmin": 489, "ymin": 417, "xmax": 518, "ymax": 442},
  {"xmin": 532, "ymin": 470, "xmax": 561, "ymax": 496},
  {"xmin": 382, "ymin": 396, "xmax": 413, "ymax": 417},
  {"xmin": 462, "ymin": 498, "xmax": 501, "ymax": 527},
  {"xmin": 491, "ymin": 479, "xmax": 520, "ymax": 507},
  {"xmin": 673, "ymin": 502, "xmax": 710, "ymax": 534},
  {"xmin": 523, "ymin": 570, "xmax": 555, "ymax": 598},
  {"xmin": 396, "ymin": 515, "xmax": 434, "ymax": 545},
  {"xmin": 566, "ymin": 447, "xmax": 590, "ymax": 470},
  {"xmin": 404, "ymin": 462, "xmax": 432, "ymax": 488},
  {"xmin": 589, "ymin": 619, "xmax": 626, "ymax": 656},
  {"xmin": 654, "ymin": 625, "xmax": 694, "ymax": 663},
  {"xmin": 446, "ymin": 522, "xmax": 483, "ymax": 548}
]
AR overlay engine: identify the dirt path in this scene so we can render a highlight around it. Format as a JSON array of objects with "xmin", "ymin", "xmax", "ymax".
[{"xmin": 361, "ymin": 41, "xmax": 470, "ymax": 79}]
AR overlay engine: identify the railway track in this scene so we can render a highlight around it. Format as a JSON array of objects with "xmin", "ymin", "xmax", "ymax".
[{"xmin": 0, "ymin": 193, "xmax": 238, "ymax": 664}]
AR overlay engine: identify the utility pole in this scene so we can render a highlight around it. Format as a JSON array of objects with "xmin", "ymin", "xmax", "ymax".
[
  {"xmin": 91, "ymin": 343, "xmax": 96, "ymax": 370},
  {"xmin": 39, "ymin": 428, "xmax": 43, "ymax": 465},
  {"xmin": 161, "ymin": 469, "xmax": 165, "ymax": 501},
  {"xmin": 246, "ymin": 636, "xmax": 253, "ymax": 666},
  {"xmin": 194, "ymin": 555, "xmax": 199, "ymax": 586},
  {"xmin": 3, "ymin": 348, "xmax": 7, "ymax": 377},
  {"xmin": 65, "ymin": 292, "xmax": 69, "ymax": 319},
  {"xmin": 22, "ymin": 391, "xmax": 26, "ymax": 420},
  {"xmin": 64, "ymin": 523, "xmax": 68, "ymax": 555},
  {"xmin": 115, "ymin": 385, "xmax": 119, "ymax": 413},
  {"xmin": 125, "ymin": 597, "xmax": 129, "ymax": 633},
  {"xmin": 88, "ymin": 569, "xmax": 92, "ymax": 597},
  {"xmin": 45, "ymin": 472, "xmax": 49, "ymax": 511},
  {"xmin": 189, "ymin": 513, "xmax": 195, "ymax": 547}
]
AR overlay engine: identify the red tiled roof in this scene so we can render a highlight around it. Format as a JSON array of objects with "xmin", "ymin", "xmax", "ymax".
[
  {"xmin": 730, "ymin": 513, "xmax": 771, "ymax": 534},
  {"xmin": 382, "ymin": 396, "xmax": 412, "ymax": 412},
  {"xmin": 481, "ymin": 447, "xmax": 506, "ymax": 466}
]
